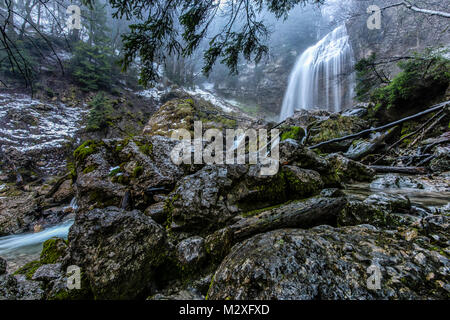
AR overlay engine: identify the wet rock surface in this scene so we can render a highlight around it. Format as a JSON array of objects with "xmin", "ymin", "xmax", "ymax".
[
  {"xmin": 207, "ymin": 225, "xmax": 449, "ymax": 300},
  {"xmin": 1, "ymin": 89, "xmax": 448, "ymax": 301},
  {"xmin": 66, "ymin": 207, "xmax": 169, "ymax": 299}
]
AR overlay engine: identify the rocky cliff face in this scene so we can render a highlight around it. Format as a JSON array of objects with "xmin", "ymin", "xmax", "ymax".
[{"xmin": 346, "ymin": 0, "xmax": 450, "ymax": 72}]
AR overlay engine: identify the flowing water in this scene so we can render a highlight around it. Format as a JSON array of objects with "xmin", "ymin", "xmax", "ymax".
[
  {"xmin": 0, "ymin": 196, "xmax": 77, "ymax": 271},
  {"xmin": 280, "ymin": 25, "xmax": 355, "ymax": 121},
  {"xmin": 0, "ymin": 219, "xmax": 73, "ymax": 272}
]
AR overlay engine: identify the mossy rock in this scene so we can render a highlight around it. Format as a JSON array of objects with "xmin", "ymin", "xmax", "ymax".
[
  {"xmin": 48, "ymin": 271, "xmax": 93, "ymax": 300},
  {"xmin": 281, "ymin": 126, "xmax": 305, "ymax": 141},
  {"xmin": 40, "ymin": 238, "xmax": 68, "ymax": 264},
  {"xmin": 132, "ymin": 166, "xmax": 144, "ymax": 178},
  {"xmin": 14, "ymin": 260, "xmax": 43, "ymax": 280},
  {"xmin": 73, "ymin": 140, "xmax": 105, "ymax": 162}
]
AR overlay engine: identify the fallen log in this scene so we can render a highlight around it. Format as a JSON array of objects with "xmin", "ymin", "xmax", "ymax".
[
  {"xmin": 309, "ymin": 100, "xmax": 450, "ymax": 150},
  {"xmin": 225, "ymin": 197, "xmax": 347, "ymax": 245},
  {"xmin": 369, "ymin": 165, "xmax": 427, "ymax": 175}
]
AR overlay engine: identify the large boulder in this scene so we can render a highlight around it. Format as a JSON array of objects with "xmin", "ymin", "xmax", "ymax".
[
  {"xmin": 324, "ymin": 153, "xmax": 375, "ymax": 185},
  {"xmin": 66, "ymin": 207, "xmax": 169, "ymax": 299},
  {"xmin": 72, "ymin": 136, "xmax": 188, "ymax": 213},
  {"xmin": 307, "ymin": 115, "xmax": 370, "ymax": 152},
  {"xmin": 165, "ymin": 164, "xmax": 323, "ymax": 235},
  {"xmin": 207, "ymin": 225, "xmax": 449, "ymax": 300},
  {"xmin": 0, "ymin": 274, "xmax": 44, "ymax": 300},
  {"xmin": 142, "ymin": 97, "xmax": 255, "ymax": 137},
  {"xmin": 0, "ymin": 191, "xmax": 40, "ymax": 235}
]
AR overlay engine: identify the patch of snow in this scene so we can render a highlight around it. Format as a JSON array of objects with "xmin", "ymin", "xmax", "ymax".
[
  {"xmin": 0, "ymin": 92, "xmax": 88, "ymax": 174},
  {"xmin": 109, "ymin": 166, "xmax": 121, "ymax": 175},
  {"xmin": 185, "ymin": 86, "xmax": 235, "ymax": 113},
  {"xmin": 137, "ymin": 87, "xmax": 168, "ymax": 101}
]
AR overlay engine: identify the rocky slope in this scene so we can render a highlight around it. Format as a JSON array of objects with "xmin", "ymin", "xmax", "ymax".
[{"xmin": 1, "ymin": 95, "xmax": 448, "ymax": 300}]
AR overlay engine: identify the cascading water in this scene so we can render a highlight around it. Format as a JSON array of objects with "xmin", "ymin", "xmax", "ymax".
[{"xmin": 280, "ymin": 25, "xmax": 356, "ymax": 121}]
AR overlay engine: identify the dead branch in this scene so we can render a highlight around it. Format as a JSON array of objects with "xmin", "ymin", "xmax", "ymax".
[
  {"xmin": 369, "ymin": 165, "xmax": 427, "ymax": 175},
  {"xmin": 308, "ymin": 101, "xmax": 450, "ymax": 150}
]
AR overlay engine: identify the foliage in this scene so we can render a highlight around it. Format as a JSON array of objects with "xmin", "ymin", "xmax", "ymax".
[
  {"xmin": 0, "ymin": 37, "xmax": 44, "ymax": 82},
  {"xmin": 86, "ymin": 93, "xmax": 114, "ymax": 131},
  {"xmin": 372, "ymin": 49, "xmax": 450, "ymax": 111},
  {"xmin": 106, "ymin": 0, "xmax": 323, "ymax": 86},
  {"xmin": 281, "ymin": 126, "xmax": 305, "ymax": 141},
  {"xmin": 68, "ymin": 41, "xmax": 114, "ymax": 92},
  {"xmin": 355, "ymin": 49, "xmax": 450, "ymax": 112},
  {"xmin": 354, "ymin": 53, "xmax": 382, "ymax": 101}
]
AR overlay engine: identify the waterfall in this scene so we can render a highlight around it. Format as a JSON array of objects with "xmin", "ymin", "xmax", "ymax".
[{"xmin": 280, "ymin": 25, "xmax": 356, "ymax": 121}]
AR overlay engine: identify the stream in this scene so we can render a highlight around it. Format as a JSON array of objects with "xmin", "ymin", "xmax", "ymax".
[{"xmin": 0, "ymin": 219, "xmax": 73, "ymax": 272}]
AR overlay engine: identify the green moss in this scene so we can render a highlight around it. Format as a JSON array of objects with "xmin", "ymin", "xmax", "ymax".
[
  {"xmin": 309, "ymin": 116, "xmax": 364, "ymax": 145},
  {"xmin": 134, "ymin": 140, "xmax": 153, "ymax": 156},
  {"xmin": 283, "ymin": 169, "xmax": 320, "ymax": 197},
  {"xmin": 281, "ymin": 126, "xmax": 305, "ymax": 141},
  {"xmin": 205, "ymin": 274, "xmax": 216, "ymax": 301},
  {"xmin": 115, "ymin": 138, "xmax": 130, "ymax": 153},
  {"xmin": 241, "ymin": 202, "xmax": 289, "ymax": 218},
  {"xmin": 14, "ymin": 260, "xmax": 43, "ymax": 280},
  {"xmin": 108, "ymin": 167, "xmax": 121, "ymax": 177},
  {"xmin": 40, "ymin": 238, "xmax": 67, "ymax": 264},
  {"xmin": 73, "ymin": 140, "xmax": 104, "ymax": 162},
  {"xmin": 132, "ymin": 166, "xmax": 143, "ymax": 178},
  {"xmin": 67, "ymin": 162, "xmax": 77, "ymax": 182},
  {"xmin": 83, "ymin": 165, "xmax": 97, "ymax": 174}
]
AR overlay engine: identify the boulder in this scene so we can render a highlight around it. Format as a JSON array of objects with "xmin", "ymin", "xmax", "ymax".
[
  {"xmin": 144, "ymin": 202, "xmax": 166, "ymax": 224},
  {"xmin": 0, "ymin": 274, "xmax": 17, "ymax": 300},
  {"xmin": 363, "ymin": 193, "xmax": 411, "ymax": 213},
  {"xmin": 430, "ymin": 145, "xmax": 450, "ymax": 172},
  {"xmin": 32, "ymin": 263, "xmax": 62, "ymax": 282},
  {"xmin": 205, "ymin": 196, "xmax": 348, "ymax": 260},
  {"xmin": 279, "ymin": 139, "xmax": 330, "ymax": 173},
  {"xmin": 207, "ymin": 225, "xmax": 449, "ymax": 300},
  {"xmin": 73, "ymin": 136, "xmax": 187, "ymax": 213},
  {"xmin": 308, "ymin": 115, "xmax": 370, "ymax": 152},
  {"xmin": 66, "ymin": 207, "xmax": 169, "ymax": 299},
  {"xmin": 0, "ymin": 191, "xmax": 40, "ymax": 235},
  {"xmin": 52, "ymin": 179, "xmax": 74, "ymax": 204},
  {"xmin": 325, "ymin": 153, "xmax": 375, "ymax": 185},
  {"xmin": 176, "ymin": 237, "xmax": 206, "ymax": 267},
  {"xmin": 165, "ymin": 164, "xmax": 324, "ymax": 235},
  {"xmin": 344, "ymin": 128, "xmax": 397, "ymax": 161},
  {"xmin": 0, "ymin": 274, "xmax": 44, "ymax": 300}
]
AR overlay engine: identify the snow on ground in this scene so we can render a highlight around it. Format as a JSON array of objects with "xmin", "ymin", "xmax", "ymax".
[
  {"xmin": 137, "ymin": 87, "xmax": 168, "ymax": 101},
  {"xmin": 186, "ymin": 85, "xmax": 237, "ymax": 113},
  {"xmin": 0, "ymin": 92, "xmax": 88, "ymax": 174}
]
